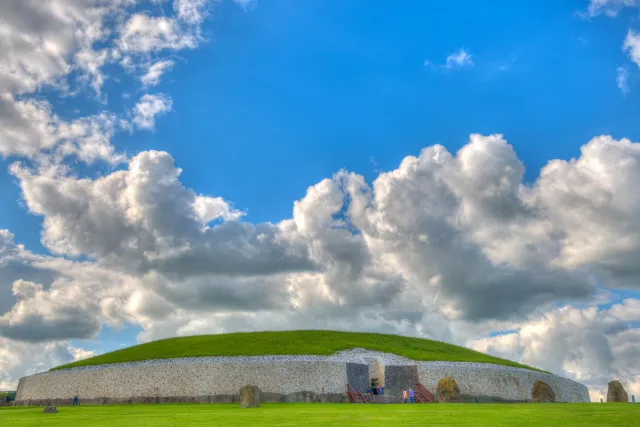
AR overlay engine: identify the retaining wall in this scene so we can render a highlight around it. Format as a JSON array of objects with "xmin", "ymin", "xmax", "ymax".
[
  {"xmin": 14, "ymin": 350, "xmax": 590, "ymax": 405},
  {"xmin": 15, "ymin": 359, "xmax": 352, "ymax": 405},
  {"xmin": 417, "ymin": 362, "xmax": 590, "ymax": 403}
]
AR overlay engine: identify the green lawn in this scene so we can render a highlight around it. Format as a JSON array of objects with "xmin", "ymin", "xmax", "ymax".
[
  {"xmin": 51, "ymin": 330, "xmax": 543, "ymax": 372},
  {"xmin": 1, "ymin": 404, "xmax": 638, "ymax": 427}
]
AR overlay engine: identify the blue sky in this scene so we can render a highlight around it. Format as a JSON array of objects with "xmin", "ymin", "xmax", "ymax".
[
  {"xmin": 3, "ymin": 0, "xmax": 640, "ymax": 250},
  {"xmin": 1, "ymin": 0, "xmax": 639, "ymax": 399}
]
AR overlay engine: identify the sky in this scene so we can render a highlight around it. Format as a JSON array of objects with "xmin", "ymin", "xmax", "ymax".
[{"xmin": 0, "ymin": 0, "xmax": 639, "ymax": 402}]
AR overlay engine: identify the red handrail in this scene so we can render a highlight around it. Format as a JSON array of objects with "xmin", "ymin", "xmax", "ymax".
[
  {"xmin": 347, "ymin": 384, "xmax": 357, "ymax": 403},
  {"xmin": 346, "ymin": 384, "xmax": 368, "ymax": 403},
  {"xmin": 415, "ymin": 383, "xmax": 434, "ymax": 403}
]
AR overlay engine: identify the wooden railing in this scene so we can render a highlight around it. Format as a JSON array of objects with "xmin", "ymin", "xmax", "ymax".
[
  {"xmin": 414, "ymin": 383, "xmax": 434, "ymax": 403},
  {"xmin": 347, "ymin": 384, "xmax": 368, "ymax": 403}
]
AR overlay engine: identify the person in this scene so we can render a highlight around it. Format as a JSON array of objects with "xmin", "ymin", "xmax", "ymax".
[
  {"xmin": 409, "ymin": 387, "xmax": 415, "ymax": 404},
  {"xmin": 402, "ymin": 389, "xmax": 408, "ymax": 403},
  {"xmin": 377, "ymin": 385, "xmax": 382, "ymax": 396},
  {"xmin": 73, "ymin": 393, "xmax": 79, "ymax": 405}
]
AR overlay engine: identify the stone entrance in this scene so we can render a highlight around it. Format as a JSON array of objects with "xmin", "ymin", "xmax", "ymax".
[{"xmin": 363, "ymin": 357, "xmax": 385, "ymax": 392}]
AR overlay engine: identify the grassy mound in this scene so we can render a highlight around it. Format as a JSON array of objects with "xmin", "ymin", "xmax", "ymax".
[{"xmin": 51, "ymin": 330, "xmax": 542, "ymax": 372}]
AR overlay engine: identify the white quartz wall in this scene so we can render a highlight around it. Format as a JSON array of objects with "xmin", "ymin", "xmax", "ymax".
[
  {"xmin": 16, "ymin": 359, "xmax": 348, "ymax": 400},
  {"xmin": 15, "ymin": 349, "xmax": 591, "ymax": 403},
  {"xmin": 417, "ymin": 362, "xmax": 590, "ymax": 402}
]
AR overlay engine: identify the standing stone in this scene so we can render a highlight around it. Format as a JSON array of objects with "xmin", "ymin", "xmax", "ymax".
[
  {"xmin": 606, "ymin": 380, "xmax": 628, "ymax": 403},
  {"xmin": 437, "ymin": 376, "xmax": 460, "ymax": 403},
  {"xmin": 239, "ymin": 385, "xmax": 261, "ymax": 408},
  {"xmin": 600, "ymin": 398, "xmax": 603, "ymax": 403},
  {"xmin": 531, "ymin": 381, "xmax": 556, "ymax": 403},
  {"xmin": 44, "ymin": 406, "xmax": 58, "ymax": 413},
  {"xmin": 632, "ymin": 395, "xmax": 635, "ymax": 403}
]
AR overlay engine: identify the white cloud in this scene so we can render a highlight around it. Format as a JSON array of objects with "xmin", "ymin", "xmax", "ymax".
[
  {"xmin": 174, "ymin": 0, "xmax": 210, "ymax": 25},
  {"xmin": 623, "ymin": 30, "xmax": 640, "ymax": 69},
  {"xmin": 445, "ymin": 49, "xmax": 474, "ymax": 68},
  {"xmin": 133, "ymin": 94, "xmax": 173, "ymax": 130},
  {"xmin": 141, "ymin": 60, "xmax": 175, "ymax": 87},
  {"xmin": 585, "ymin": 0, "xmax": 636, "ymax": 17},
  {"xmin": 470, "ymin": 300, "xmax": 640, "ymax": 401},
  {"xmin": 0, "ymin": 337, "xmax": 95, "ymax": 390},
  {"xmin": 617, "ymin": 66, "xmax": 630, "ymax": 94},
  {"xmin": 0, "ymin": 94, "xmax": 124, "ymax": 164},
  {"xmin": 118, "ymin": 14, "xmax": 199, "ymax": 53},
  {"xmin": 194, "ymin": 195, "xmax": 246, "ymax": 223},
  {"xmin": 2, "ymin": 133, "xmax": 640, "ymax": 396}
]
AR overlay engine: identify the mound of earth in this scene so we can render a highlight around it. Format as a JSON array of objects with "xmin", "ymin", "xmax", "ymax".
[{"xmin": 50, "ymin": 330, "xmax": 544, "ymax": 372}]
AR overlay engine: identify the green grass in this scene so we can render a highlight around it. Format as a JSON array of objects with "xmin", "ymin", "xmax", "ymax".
[
  {"xmin": 51, "ymin": 330, "xmax": 543, "ymax": 372},
  {"xmin": 1, "ymin": 403, "xmax": 638, "ymax": 427}
]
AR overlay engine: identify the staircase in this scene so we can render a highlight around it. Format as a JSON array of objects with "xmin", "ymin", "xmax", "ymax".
[
  {"xmin": 347, "ymin": 384, "xmax": 369, "ymax": 403},
  {"xmin": 414, "ymin": 383, "xmax": 435, "ymax": 403}
]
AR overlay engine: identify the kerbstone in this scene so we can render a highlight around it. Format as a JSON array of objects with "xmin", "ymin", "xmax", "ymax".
[{"xmin": 239, "ymin": 385, "xmax": 260, "ymax": 408}]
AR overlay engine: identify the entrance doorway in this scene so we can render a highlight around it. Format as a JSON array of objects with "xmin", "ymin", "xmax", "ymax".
[{"xmin": 363, "ymin": 357, "xmax": 385, "ymax": 395}]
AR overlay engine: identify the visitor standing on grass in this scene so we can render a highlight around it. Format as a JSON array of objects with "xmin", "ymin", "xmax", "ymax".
[
  {"xmin": 73, "ymin": 393, "xmax": 79, "ymax": 405},
  {"xmin": 402, "ymin": 389, "xmax": 408, "ymax": 403},
  {"xmin": 409, "ymin": 387, "xmax": 415, "ymax": 404}
]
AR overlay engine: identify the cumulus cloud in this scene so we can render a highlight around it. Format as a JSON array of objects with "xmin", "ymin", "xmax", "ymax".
[
  {"xmin": 0, "ymin": 337, "xmax": 95, "ymax": 390},
  {"xmin": 133, "ymin": 94, "xmax": 173, "ymax": 129},
  {"xmin": 470, "ymin": 300, "xmax": 640, "ymax": 401},
  {"xmin": 0, "ymin": 0, "xmax": 214, "ymax": 164},
  {"xmin": 0, "ymin": 95, "xmax": 124, "ymax": 164},
  {"xmin": 1, "ymin": 133, "xmax": 640, "ymax": 396}
]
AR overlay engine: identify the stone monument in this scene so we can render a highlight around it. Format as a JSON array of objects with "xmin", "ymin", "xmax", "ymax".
[
  {"xmin": 44, "ymin": 406, "xmax": 58, "ymax": 413},
  {"xmin": 531, "ymin": 380, "xmax": 556, "ymax": 403},
  {"xmin": 606, "ymin": 380, "xmax": 628, "ymax": 403},
  {"xmin": 239, "ymin": 385, "xmax": 261, "ymax": 408},
  {"xmin": 437, "ymin": 376, "xmax": 460, "ymax": 403}
]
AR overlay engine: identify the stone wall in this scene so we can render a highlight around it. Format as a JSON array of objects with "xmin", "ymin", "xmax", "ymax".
[
  {"xmin": 13, "ymin": 349, "xmax": 590, "ymax": 405},
  {"xmin": 418, "ymin": 362, "xmax": 589, "ymax": 403},
  {"xmin": 384, "ymin": 365, "xmax": 419, "ymax": 397},
  {"xmin": 15, "ymin": 358, "xmax": 352, "ymax": 405},
  {"xmin": 345, "ymin": 363, "xmax": 369, "ymax": 393}
]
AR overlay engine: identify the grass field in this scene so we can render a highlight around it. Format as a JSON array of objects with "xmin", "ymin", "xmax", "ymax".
[
  {"xmin": 51, "ymin": 330, "xmax": 543, "ymax": 371},
  {"xmin": 1, "ymin": 403, "xmax": 638, "ymax": 427}
]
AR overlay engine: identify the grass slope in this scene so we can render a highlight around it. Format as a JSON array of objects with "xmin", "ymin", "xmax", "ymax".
[
  {"xmin": 52, "ymin": 330, "xmax": 542, "ymax": 372},
  {"xmin": 2, "ymin": 404, "xmax": 638, "ymax": 427}
]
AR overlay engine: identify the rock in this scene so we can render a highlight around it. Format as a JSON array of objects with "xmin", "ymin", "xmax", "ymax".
[
  {"xmin": 0, "ymin": 396, "xmax": 7, "ymax": 406},
  {"xmin": 239, "ymin": 385, "xmax": 261, "ymax": 408},
  {"xmin": 44, "ymin": 406, "xmax": 58, "ymax": 413},
  {"xmin": 607, "ymin": 380, "xmax": 628, "ymax": 403},
  {"xmin": 531, "ymin": 381, "xmax": 555, "ymax": 403},
  {"xmin": 437, "ymin": 376, "xmax": 460, "ymax": 403}
]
